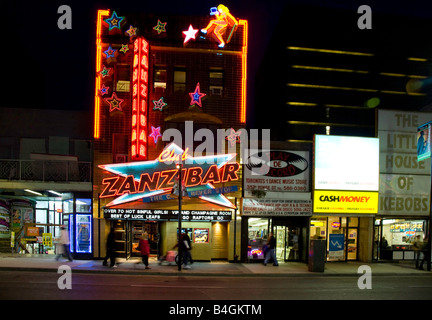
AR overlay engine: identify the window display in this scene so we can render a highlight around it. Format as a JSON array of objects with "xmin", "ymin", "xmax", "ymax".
[
  {"xmin": 194, "ymin": 228, "xmax": 209, "ymax": 243},
  {"xmin": 247, "ymin": 218, "xmax": 269, "ymax": 261},
  {"xmin": 76, "ymin": 214, "xmax": 92, "ymax": 253},
  {"xmin": 377, "ymin": 218, "xmax": 426, "ymax": 260}
]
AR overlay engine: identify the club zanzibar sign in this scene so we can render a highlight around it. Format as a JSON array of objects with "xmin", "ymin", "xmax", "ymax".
[{"xmin": 99, "ymin": 143, "xmax": 240, "ymax": 208}]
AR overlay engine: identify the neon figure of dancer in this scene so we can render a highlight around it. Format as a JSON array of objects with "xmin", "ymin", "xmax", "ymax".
[{"xmin": 201, "ymin": 4, "xmax": 238, "ymax": 48}]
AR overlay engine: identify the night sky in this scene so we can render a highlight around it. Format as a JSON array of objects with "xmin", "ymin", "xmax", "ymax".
[{"xmin": 2, "ymin": 0, "xmax": 432, "ymax": 124}]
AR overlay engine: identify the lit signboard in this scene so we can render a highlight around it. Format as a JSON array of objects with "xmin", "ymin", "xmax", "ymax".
[
  {"xmin": 99, "ymin": 143, "xmax": 239, "ymax": 208},
  {"xmin": 314, "ymin": 135, "xmax": 379, "ymax": 191},
  {"xmin": 132, "ymin": 37, "xmax": 149, "ymax": 160},
  {"xmin": 313, "ymin": 190, "xmax": 378, "ymax": 214}
]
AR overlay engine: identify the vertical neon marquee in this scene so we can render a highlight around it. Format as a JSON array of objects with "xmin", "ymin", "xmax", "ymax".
[
  {"xmin": 239, "ymin": 19, "xmax": 248, "ymax": 124},
  {"xmin": 94, "ymin": 9, "xmax": 110, "ymax": 139},
  {"xmin": 132, "ymin": 37, "xmax": 149, "ymax": 160}
]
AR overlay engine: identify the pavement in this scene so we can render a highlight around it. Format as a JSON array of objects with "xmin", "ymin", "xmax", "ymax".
[{"xmin": 0, "ymin": 253, "xmax": 431, "ymax": 277}]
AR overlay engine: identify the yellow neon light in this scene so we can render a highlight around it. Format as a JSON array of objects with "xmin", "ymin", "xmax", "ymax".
[
  {"xmin": 287, "ymin": 83, "xmax": 378, "ymax": 93},
  {"xmin": 287, "ymin": 46, "xmax": 374, "ymax": 57},
  {"xmin": 239, "ymin": 19, "xmax": 248, "ymax": 123},
  {"xmin": 407, "ymin": 57, "xmax": 427, "ymax": 62},
  {"xmin": 292, "ymin": 65, "xmax": 368, "ymax": 74},
  {"xmin": 94, "ymin": 9, "xmax": 110, "ymax": 139},
  {"xmin": 287, "ymin": 102, "xmax": 318, "ymax": 107}
]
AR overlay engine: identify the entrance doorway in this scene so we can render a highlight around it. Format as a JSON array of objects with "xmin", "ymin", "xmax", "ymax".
[{"xmin": 274, "ymin": 226, "xmax": 302, "ymax": 261}]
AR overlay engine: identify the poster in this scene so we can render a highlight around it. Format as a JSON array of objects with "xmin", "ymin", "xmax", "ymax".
[
  {"xmin": 328, "ymin": 234, "xmax": 344, "ymax": 260},
  {"xmin": 417, "ymin": 121, "xmax": 432, "ymax": 162}
]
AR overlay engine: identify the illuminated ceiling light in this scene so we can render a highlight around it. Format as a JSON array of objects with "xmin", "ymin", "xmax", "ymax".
[
  {"xmin": 287, "ymin": 102, "xmax": 318, "ymax": 107},
  {"xmin": 287, "ymin": 46, "xmax": 374, "ymax": 57},
  {"xmin": 292, "ymin": 65, "xmax": 369, "ymax": 74},
  {"xmin": 24, "ymin": 189, "xmax": 43, "ymax": 196},
  {"xmin": 287, "ymin": 83, "xmax": 378, "ymax": 92},
  {"xmin": 407, "ymin": 57, "xmax": 427, "ymax": 62},
  {"xmin": 48, "ymin": 190, "xmax": 63, "ymax": 196}
]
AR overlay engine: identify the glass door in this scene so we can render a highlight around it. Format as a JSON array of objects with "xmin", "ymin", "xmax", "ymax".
[{"xmin": 275, "ymin": 226, "xmax": 287, "ymax": 261}]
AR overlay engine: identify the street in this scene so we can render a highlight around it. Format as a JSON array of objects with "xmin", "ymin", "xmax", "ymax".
[{"xmin": 1, "ymin": 270, "xmax": 431, "ymax": 301}]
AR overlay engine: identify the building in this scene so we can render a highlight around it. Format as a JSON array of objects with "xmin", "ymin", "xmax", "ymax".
[
  {"xmin": 0, "ymin": 108, "xmax": 93, "ymax": 257},
  {"xmin": 254, "ymin": 4, "xmax": 432, "ymax": 263},
  {"xmin": 92, "ymin": 7, "xmax": 248, "ymax": 262},
  {"xmin": 255, "ymin": 4, "xmax": 432, "ymax": 143}
]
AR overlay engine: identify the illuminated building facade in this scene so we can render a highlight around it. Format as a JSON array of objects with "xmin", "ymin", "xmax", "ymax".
[
  {"xmin": 254, "ymin": 4, "xmax": 432, "ymax": 263},
  {"xmin": 255, "ymin": 4, "xmax": 432, "ymax": 143},
  {"xmin": 93, "ymin": 8, "xmax": 248, "ymax": 261}
]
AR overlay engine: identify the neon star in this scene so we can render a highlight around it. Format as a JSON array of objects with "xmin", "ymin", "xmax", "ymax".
[
  {"xmin": 119, "ymin": 44, "xmax": 129, "ymax": 54},
  {"xmin": 105, "ymin": 92, "xmax": 124, "ymax": 112},
  {"xmin": 125, "ymin": 25, "xmax": 137, "ymax": 38},
  {"xmin": 153, "ymin": 20, "xmax": 167, "ymax": 34},
  {"xmin": 189, "ymin": 82, "xmax": 206, "ymax": 107},
  {"xmin": 226, "ymin": 128, "xmax": 242, "ymax": 147},
  {"xmin": 103, "ymin": 45, "xmax": 116, "ymax": 59},
  {"xmin": 149, "ymin": 126, "xmax": 162, "ymax": 144},
  {"xmin": 104, "ymin": 11, "xmax": 125, "ymax": 30},
  {"xmin": 98, "ymin": 142, "xmax": 237, "ymax": 208},
  {"xmin": 152, "ymin": 97, "xmax": 167, "ymax": 111},
  {"xmin": 99, "ymin": 66, "xmax": 112, "ymax": 78},
  {"xmin": 99, "ymin": 84, "xmax": 109, "ymax": 96},
  {"xmin": 182, "ymin": 24, "xmax": 199, "ymax": 43}
]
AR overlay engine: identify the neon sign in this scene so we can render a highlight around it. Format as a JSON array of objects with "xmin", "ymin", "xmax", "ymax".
[
  {"xmin": 153, "ymin": 20, "xmax": 167, "ymax": 34},
  {"xmin": 104, "ymin": 11, "xmax": 124, "ymax": 31},
  {"xmin": 183, "ymin": 24, "xmax": 199, "ymax": 43},
  {"xmin": 201, "ymin": 4, "xmax": 238, "ymax": 48},
  {"xmin": 99, "ymin": 143, "xmax": 239, "ymax": 208},
  {"xmin": 131, "ymin": 37, "xmax": 149, "ymax": 160},
  {"xmin": 189, "ymin": 82, "xmax": 206, "ymax": 107}
]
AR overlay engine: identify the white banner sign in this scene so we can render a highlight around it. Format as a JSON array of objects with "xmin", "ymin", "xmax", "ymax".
[
  {"xmin": 242, "ymin": 198, "xmax": 312, "ymax": 216},
  {"xmin": 378, "ymin": 110, "xmax": 432, "ymax": 216}
]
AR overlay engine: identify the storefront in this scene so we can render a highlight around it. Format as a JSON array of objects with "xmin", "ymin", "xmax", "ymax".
[
  {"xmin": 96, "ymin": 142, "xmax": 241, "ymax": 261},
  {"xmin": 374, "ymin": 218, "xmax": 428, "ymax": 261},
  {"xmin": 103, "ymin": 205, "xmax": 234, "ymax": 261},
  {"xmin": 310, "ymin": 216, "xmax": 366, "ymax": 261},
  {"xmin": 241, "ymin": 198, "xmax": 312, "ymax": 262}
]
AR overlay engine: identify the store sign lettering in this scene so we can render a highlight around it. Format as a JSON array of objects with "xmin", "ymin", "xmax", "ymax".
[
  {"xmin": 101, "ymin": 163, "xmax": 239, "ymax": 198},
  {"xmin": 99, "ymin": 142, "xmax": 239, "ymax": 208},
  {"xmin": 319, "ymin": 195, "xmax": 371, "ymax": 203}
]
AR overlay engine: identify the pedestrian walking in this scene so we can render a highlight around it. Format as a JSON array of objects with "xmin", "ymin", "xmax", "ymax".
[
  {"xmin": 55, "ymin": 226, "xmax": 73, "ymax": 262},
  {"xmin": 103, "ymin": 227, "xmax": 117, "ymax": 268},
  {"xmin": 263, "ymin": 232, "xmax": 278, "ymax": 266},
  {"xmin": 413, "ymin": 235, "xmax": 423, "ymax": 269},
  {"xmin": 174, "ymin": 232, "xmax": 192, "ymax": 269},
  {"xmin": 138, "ymin": 233, "xmax": 151, "ymax": 269},
  {"xmin": 418, "ymin": 239, "xmax": 429, "ymax": 271}
]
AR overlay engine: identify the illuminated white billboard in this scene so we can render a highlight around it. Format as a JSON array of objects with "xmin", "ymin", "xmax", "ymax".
[{"xmin": 314, "ymin": 135, "xmax": 379, "ymax": 191}]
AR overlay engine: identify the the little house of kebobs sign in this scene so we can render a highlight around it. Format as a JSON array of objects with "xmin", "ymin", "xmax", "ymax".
[{"xmin": 99, "ymin": 143, "xmax": 240, "ymax": 209}]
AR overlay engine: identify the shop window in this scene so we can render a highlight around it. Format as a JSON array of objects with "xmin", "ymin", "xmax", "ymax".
[
  {"xmin": 378, "ymin": 218, "xmax": 426, "ymax": 261},
  {"xmin": 209, "ymin": 69, "xmax": 224, "ymax": 96},
  {"xmin": 116, "ymin": 64, "xmax": 130, "ymax": 92},
  {"xmin": 174, "ymin": 68, "xmax": 186, "ymax": 93},
  {"xmin": 154, "ymin": 67, "xmax": 167, "ymax": 93},
  {"xmin": 247, "ymin": 218, "xmax": 270, "ymax": 261}
]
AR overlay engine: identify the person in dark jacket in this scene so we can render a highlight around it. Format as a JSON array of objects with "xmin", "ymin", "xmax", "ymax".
[
  {"xmin": 263, "ymin": 232, "xmax": 278, "ymax": 266},
  {"xmin": 103, "ymin": 227, "xmax": 117, "ymax": 268}
]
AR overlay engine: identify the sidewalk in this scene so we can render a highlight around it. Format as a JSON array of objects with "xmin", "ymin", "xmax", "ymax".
[{"xmin": 0, "ymin": 253, "xmax": 430, "ymax": 277}]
